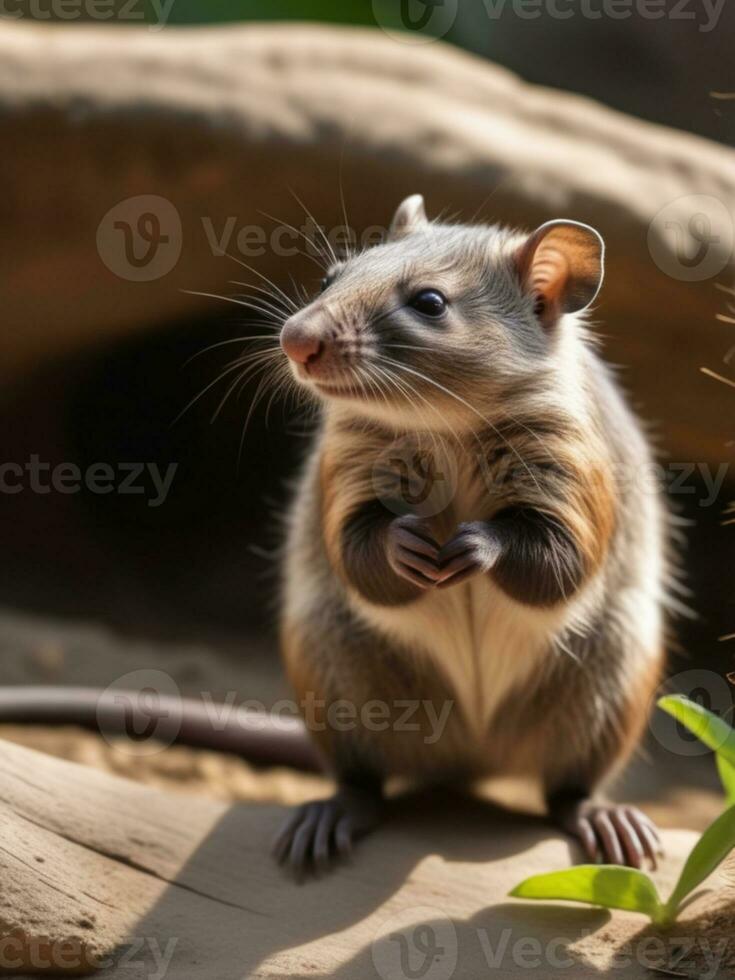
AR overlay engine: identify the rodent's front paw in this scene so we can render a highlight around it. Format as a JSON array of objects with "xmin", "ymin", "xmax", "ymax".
[
  {"xmin": 386, "ymin": 514, "xmax": 442, "ymax": 590},
  {"xmin": 437, "ymin": 521, "xmax": 502, "ymax": 589}
]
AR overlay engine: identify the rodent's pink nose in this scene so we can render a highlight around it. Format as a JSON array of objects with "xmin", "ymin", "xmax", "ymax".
[{"xmin": 280, "ymin": 322, "xmax": 323, "ymax": 366}]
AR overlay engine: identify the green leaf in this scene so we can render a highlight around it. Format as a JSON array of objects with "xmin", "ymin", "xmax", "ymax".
[
  {"xmin": 717, "ymin": 755, "xmax": 735, "ymax": 805},
  {"xmin": 510, "ymin": 866, "xmax": 663, "ymax": 922},
  {"xmin": 658, "ymin": 695, "xmax": 735, "ymax": 766},
  {"xmin": 664, "ymin": 802, "xmax": 735, "ymax": 922}
]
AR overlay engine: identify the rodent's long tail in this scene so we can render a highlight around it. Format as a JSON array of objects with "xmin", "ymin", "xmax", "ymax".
[{"xmin": 0, "ymin": 686, "xmax": 323, "ymax": 773}]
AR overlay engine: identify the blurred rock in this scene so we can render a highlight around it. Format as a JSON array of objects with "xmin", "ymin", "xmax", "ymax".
[{"xmin": 1, "ymin": 22, "xmax": 734, "ymax": 466}]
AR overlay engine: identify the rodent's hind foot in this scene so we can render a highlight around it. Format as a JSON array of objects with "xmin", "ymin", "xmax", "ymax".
[
  {"xmin": 551, "ymin": 799, "xmax": 663, "ymax": 870},
  {"xmin": 271, "ymin": 786, "xmax": 382, "ymax": 882}
]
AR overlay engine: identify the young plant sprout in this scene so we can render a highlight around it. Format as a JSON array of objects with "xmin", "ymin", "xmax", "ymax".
[
  {"xmin": 510, "ymin": 693, "xmax": 735, "ymax": 925},
  {"xmin": 658, "ymin": 694, "xmax": 735, "ymax": 804},
  {"xmin": 510, "ymin": 803, "xmax": 735, "ymax": 927}
]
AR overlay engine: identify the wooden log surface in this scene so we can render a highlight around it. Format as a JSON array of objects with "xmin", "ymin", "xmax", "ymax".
[
  {"xmin": 1, "ymin": 22, "xmax": 734, "ymax": 465},
  {"xmin": 0, "ymin": 736, "xmax": 724, "ymax": 978}
]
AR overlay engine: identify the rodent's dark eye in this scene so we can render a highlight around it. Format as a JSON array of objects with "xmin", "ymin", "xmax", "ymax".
[{"xmin": 409, "ymin": 289, "xmax": 447, "ymax": 318}]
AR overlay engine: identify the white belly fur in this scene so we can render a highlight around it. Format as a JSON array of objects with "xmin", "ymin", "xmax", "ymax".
[
  {"xmin": 349, "ymin": 566, "xmax": 587, "ymax": 739},
  {"xmin": 347, "ymin": 458, "xmax": 594, "ymax": 739}
]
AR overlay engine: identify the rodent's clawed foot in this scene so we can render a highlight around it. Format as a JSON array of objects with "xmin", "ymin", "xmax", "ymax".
[
  {"xmin": 386, "ymin": 515, "xmax": 443, "ymax": 590},
  {"xmin": 436, "ymin": 522, "xmax": 501, "ymax": 589},
  {"xmin": 554, "ymin": 799, "xmax": 663, "ymax": 869},
  {"xmin": 271, "ymin": 786, "xmax": 382, "ymax": 881}
]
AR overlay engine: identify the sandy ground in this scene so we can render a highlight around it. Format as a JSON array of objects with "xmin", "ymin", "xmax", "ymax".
[
  {"xmin": 0, "ymin": 605, "xmax": 732, "ymax": 977},
  {"xmin": 1, "ymin": 735, "xmax": 733, "ymax": 980},
  {"xmin": 3, "ymin": 724, "xmax": 733, "ymax": 975},
  {"xmin": 0, "ymin": 724, "xmax": 724, "ymax": 836}
]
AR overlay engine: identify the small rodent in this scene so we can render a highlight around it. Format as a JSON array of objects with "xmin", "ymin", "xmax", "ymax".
[
  {"xmin": 274, "ymin": 194, "xmax": 666, "ymax": 876},
  {"xmin": 0, "ymin": 196, "xmax": 666, "ymax": 881}
]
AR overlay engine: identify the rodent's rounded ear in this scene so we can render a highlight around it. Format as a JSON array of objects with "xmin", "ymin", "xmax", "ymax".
[
  {"xmin": 389, "ymin": 194, "xmax": 428, "ymax": 240},
  {"xmin": 515, "ymin": 220, "xmax": 604, "ymax": 328}
]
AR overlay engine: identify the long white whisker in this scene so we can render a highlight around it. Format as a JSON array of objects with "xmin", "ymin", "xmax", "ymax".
[
  {"xmin": 262, "ymin": 358, "xmax": 304, "ymax": 428},
  {"xmin": 374, "ymin": 358, "xmax": 467, "ymax": 453},
  {"xmin": 181, "ymin": 290, "xmax": 280, "ymax": 323},
  {"xmin": 172, "ymin": 357, "xmax": 265, "ymax": 426},
  {"xmin": 221, "ymin": 252, "xmax": 299, "ymax": 312},
  {"xmin": 184, "ymin": 334, "xmax": 280, "ymax": 366},
  {"xmin": 383, "ymin": 343, "xmax": 441, "ymax": 354},
  {"xmin": 225, "ymin": 285, "xmax": 292, "ymax": 322},
  {"xmin": 256, "ymin": 210, "xmax": 329, "ymax": 270},
  {"xmin": 362, "ymin": 363, "xmax": 392, "ymax": 407},
  {"xmin": 227, "ymin": 280, "xmax": 295, "ymax": 316},
  {"xmin": 373, "ymin": 363, "xmax": 437, "ymax": 454},
  {"xmin": 380, "ymin": 356, "xmax": 542, "ymax": 493},
  {"xmin": 288, "ymin": 189, "xmax": 338, "ymax": 267},
  {"xmin": 211, "ymin": 350, "xmax": 283, "ymax": 422},
  {"xmin": 337, "ymin": 143, "xmax": 355, "ymax": 261},
  {"xmin": 237, "ymin": 369, "xmax": 280, "ymax": 471}
]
